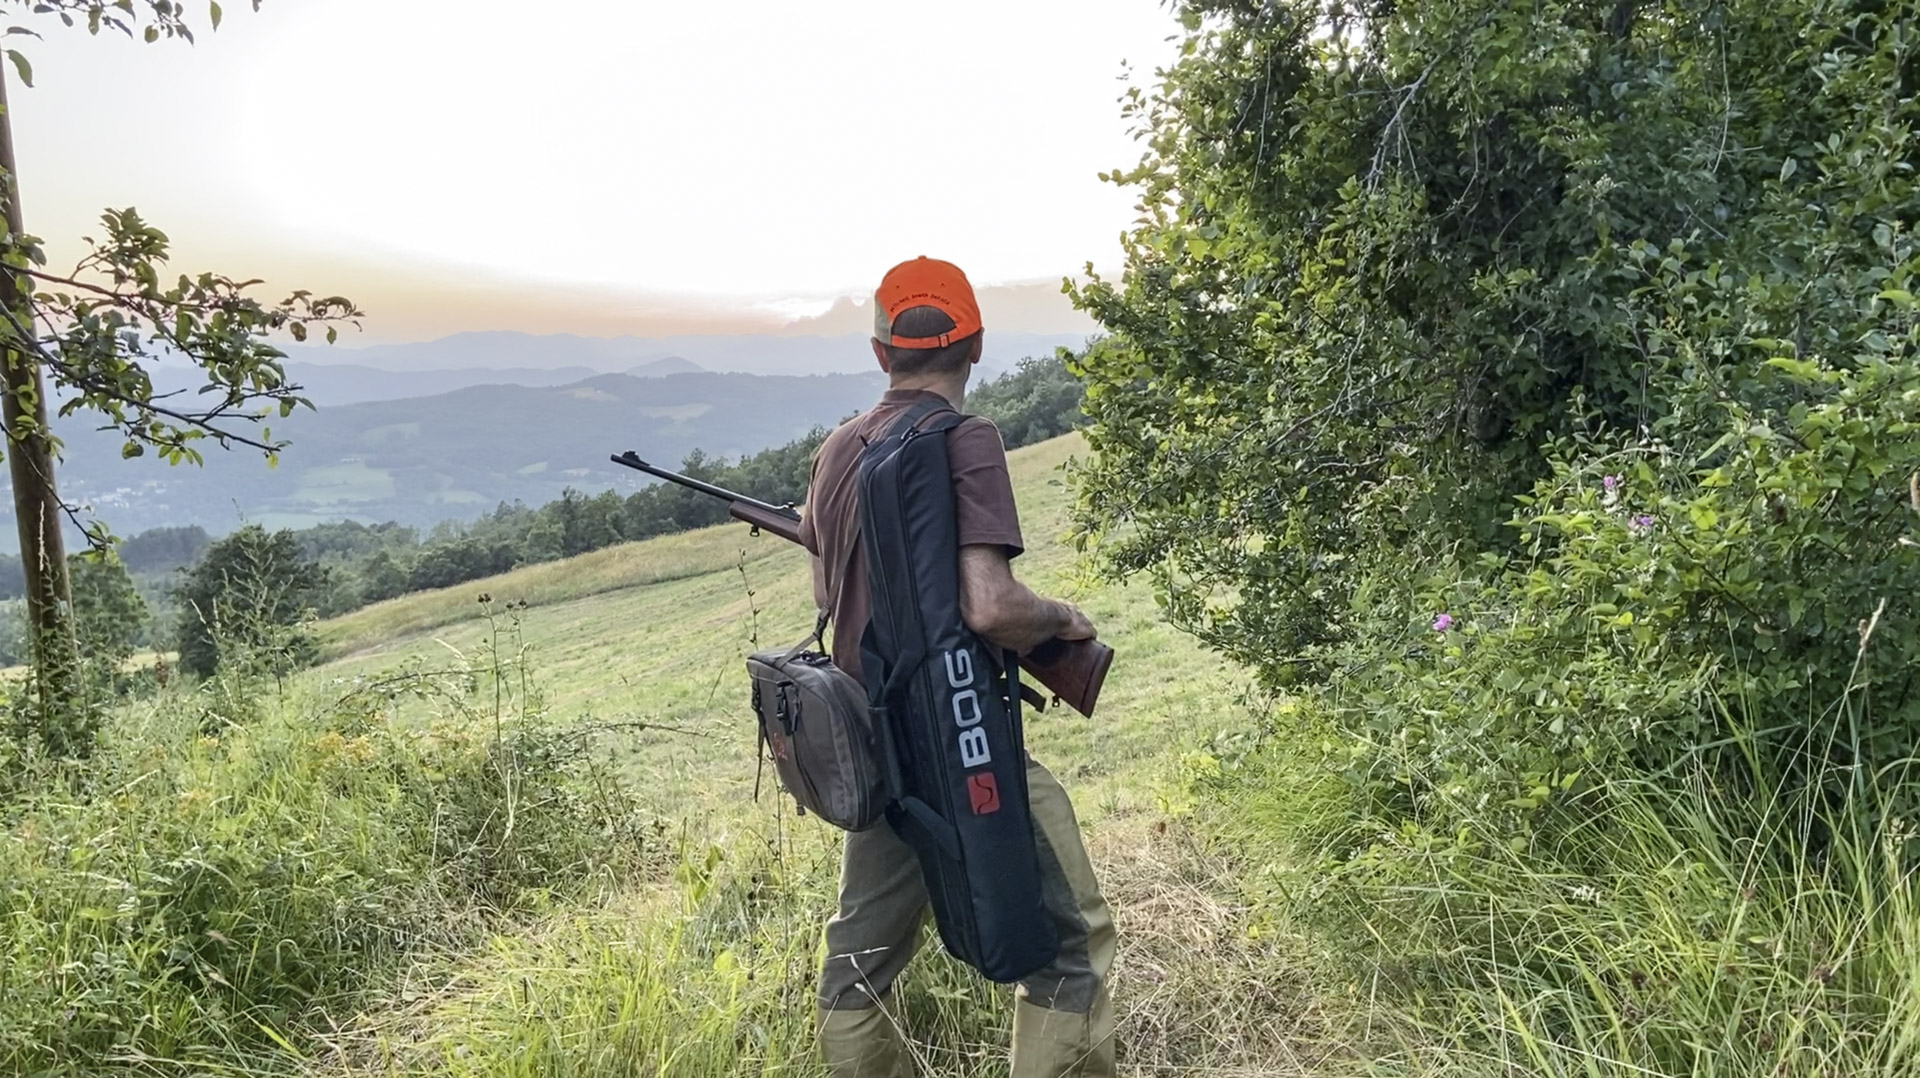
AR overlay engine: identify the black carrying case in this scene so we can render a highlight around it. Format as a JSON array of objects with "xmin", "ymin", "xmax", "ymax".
[{"xmin": 856, "ymin": 401, "xmax": 1060, "ymax": 983}]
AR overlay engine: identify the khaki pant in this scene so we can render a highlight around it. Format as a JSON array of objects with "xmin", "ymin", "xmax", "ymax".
[{"xmin": 817, "ymin": 758, "xmax": 1116, "ymax": 1078}]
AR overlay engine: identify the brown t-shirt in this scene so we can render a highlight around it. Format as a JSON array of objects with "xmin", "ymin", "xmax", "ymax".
[{"xmin": 797, "ymin": 388, "xmax": 1024, "ymax": 684}]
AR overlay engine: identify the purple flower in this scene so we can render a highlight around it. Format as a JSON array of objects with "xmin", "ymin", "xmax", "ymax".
[
  {"xmin": 1603, "ymin": 475, "xmax": 1620, "ymax": 493},
  {"xmin": 1630, "ymin": 514, "xmax": 1656, "ymax": 534},
  {"xmin": 1432, "ymin": 613, "xmax": 1455, "ymax": 632}
]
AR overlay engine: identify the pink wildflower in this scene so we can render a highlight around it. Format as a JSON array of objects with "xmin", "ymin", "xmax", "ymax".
[{"xmin": 1432, "ymin": 613, "xmax": 1455, "ymax": 632}]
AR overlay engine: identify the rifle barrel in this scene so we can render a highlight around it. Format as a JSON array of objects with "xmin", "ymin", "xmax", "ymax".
[{"xmin": 609, "ymin": 452, "xmax": 802, "ymax": 522}]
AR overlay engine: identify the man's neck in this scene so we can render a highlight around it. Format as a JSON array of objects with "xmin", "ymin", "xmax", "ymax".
[{"xmin": 888, "ymin": 372, "xmax": 968, "ymax": 408}]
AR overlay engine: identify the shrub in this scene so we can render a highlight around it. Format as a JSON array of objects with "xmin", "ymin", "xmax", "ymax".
[
  {"xmin": 1072, "ymin": 1, "xmax": 1920, "ymax": 1071},
  {"xmin": 175, "ymin": 525, "xmax": 329, "ymax": 679},
  {"xmin": 1073, "ymin": 0, "xmax": 1920, "ymax": 819}
]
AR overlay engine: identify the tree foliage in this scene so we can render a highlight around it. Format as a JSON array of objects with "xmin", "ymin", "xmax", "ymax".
[
  {"xmin": 117, "ymin": 524, "xmax": 211, "ymax": 574},
  {"xmin": 1074, "ymin": 0, "xmax": 1919, "ymax": 808},
  {"xmin": 174, "ymin": 525, "xmax": 326, "ymax": 679},
  {"xmin": 69, "ymin": 548, "xmax": 145, "ymax": 667},
  {"xmin": 0, "ymin": 0, "xmax": 357, "ymax": 752},
  {"xmin": 965, "ymin": 351, "xmax": 1089, "ymax": 448}
]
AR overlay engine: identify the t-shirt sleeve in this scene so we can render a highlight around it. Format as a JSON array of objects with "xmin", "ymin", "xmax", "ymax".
[{"xmin": 949, "ymin": 417, "xmax": 1024, "ymax": 558}]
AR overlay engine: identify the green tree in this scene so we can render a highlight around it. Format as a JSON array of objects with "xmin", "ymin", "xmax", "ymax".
[
  {"xmin": 69, "ymin": 549, "xmax": 146, "ymax": 668},
  {"xmin": 0, "ymin": 1, "xmax": 358, "ymax": 745},
  {"xmin": 355, "ymin": 549, "xmax": 409, "ymax": 606},
  {"xmin": 966, "ymin": 351, "xmax": 1089, "ymax": 448},
  {"xmin": 118, "ymin": 524, "xmax": 212, "ymax": 574},
  {"xmin": 405, "ymin": 538, "xmax": 513, "ymax": 593},
  {"xmin": 175, "ymin": 525, "xmax": 327, "ymax": 679},
  {"xmin": 1073, "ymin": 2, "xmax": 1918, "ymax": 787}
]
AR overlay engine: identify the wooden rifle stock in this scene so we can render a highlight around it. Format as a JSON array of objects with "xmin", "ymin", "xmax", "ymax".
[
  {"xmin": 1016, "ymin": 634, "xmax": 1114, "ymax": 720},
  {"xmin": 611, "ymin": 450, "xmax": 1115, "ymax": 718},
  {"xmin": 729, "ymin": 502, "xmax": 803, "ymax": 544}
]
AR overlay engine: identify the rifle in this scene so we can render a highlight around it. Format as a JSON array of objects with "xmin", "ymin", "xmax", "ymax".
[{"xmin": 610, "ymin": 451, "xmax": 1114, "ymax": 718}]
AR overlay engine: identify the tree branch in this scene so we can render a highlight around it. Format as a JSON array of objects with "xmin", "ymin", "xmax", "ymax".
[{"xmin": 0, "ymin": 301, "xmax": 288, "ymax": 454}]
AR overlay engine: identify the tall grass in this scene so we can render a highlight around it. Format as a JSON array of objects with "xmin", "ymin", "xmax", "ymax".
[
  {"xmin": 343, "ymin": 826, "xmax": 1017, "ymax": 1078},
  {"xmin": 0, "ymin": 604, "xmax": 644, "ymax": 1075},
  {"xmin": 1413, "ymin": 765, "xmax": 1919, "ymax": 1077},
  {"xmin": 1213, "ymin": 700, "xmax": 1920, "ymax": 1077}
]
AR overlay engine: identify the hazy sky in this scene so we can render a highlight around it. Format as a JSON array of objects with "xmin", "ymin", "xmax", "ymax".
[{"xmin": 10, "ymin": 0, "xmax": 1180, "ymax": 343}]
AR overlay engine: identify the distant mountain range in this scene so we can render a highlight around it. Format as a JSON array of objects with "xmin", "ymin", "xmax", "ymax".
[
  {"xmin": 147, "ymin": 355, "xmax": 705, "ymax": 407},
  {"xmin": 12, "ymin": 327, "xmax": 1094, "ymax": 537},
  {"xmin": 42, "ymin": 369, "xmax": 888, "ymax": 535},
  {"xmin": 286, "ymin": 329, "xmax": 1089, "ymax": 378}
]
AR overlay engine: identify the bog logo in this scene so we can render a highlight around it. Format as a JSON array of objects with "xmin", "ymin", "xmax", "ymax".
[
  {"xmin": 968, "ymin": 773, "xmax": 1002, "ymax": 815},
  {"xmin": 943, "ymin": 650, "xmax": 993, "ymax": 767}
]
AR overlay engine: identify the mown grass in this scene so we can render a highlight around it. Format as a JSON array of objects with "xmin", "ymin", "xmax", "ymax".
[{"xmin": 315, "ymin": 526, "xmax": 793, "ymax": 663}]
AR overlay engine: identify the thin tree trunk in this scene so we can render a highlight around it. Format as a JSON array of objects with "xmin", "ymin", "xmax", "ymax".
[{"xmin": 0, "ymin": 64, "xmax": 78, "ymax": 727}]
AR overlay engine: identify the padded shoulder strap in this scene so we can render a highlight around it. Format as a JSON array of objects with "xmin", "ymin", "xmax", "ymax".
[
  {"xmin": 885, "ymin": 396, "xmax": 961, "ymax": 439},
  {"xmin": 812, "ymin": 398, "xmax": 960, "ymax": 647}
]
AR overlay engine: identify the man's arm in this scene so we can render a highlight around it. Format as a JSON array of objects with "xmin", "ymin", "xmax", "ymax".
[{"xmin": 958, "ymin": 544, "xmax": 1097, "ymax": 654}]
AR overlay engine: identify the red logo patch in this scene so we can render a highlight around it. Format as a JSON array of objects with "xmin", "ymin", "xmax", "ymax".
[
  {"xmin": 968, "ymin": 773, "xmax": 1002, "ymax": 815},
  {"xmin": 769, "ymin": 730, "xmax": 791, "ymax": 762}
]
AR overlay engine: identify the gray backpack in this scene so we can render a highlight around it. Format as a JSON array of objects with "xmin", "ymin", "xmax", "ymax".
[{"xmin": 747, "ymin": 615, "xmax": 892, "ymax": 830}]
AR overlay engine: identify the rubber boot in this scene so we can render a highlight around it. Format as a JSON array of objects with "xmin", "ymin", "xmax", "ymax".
[
  {"xmin": 819, "ymin": 1004, "xmax": 914, "ymax": 1078},
  {"xmin": 1009, "ymin": 986, "xmax": 1116, "ymax": 1078}
]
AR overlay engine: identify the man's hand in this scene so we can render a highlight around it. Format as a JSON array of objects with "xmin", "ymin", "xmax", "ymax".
[{"xmin": 1053, "ymin": 600, "xmax": 1097, "ymax": 642}]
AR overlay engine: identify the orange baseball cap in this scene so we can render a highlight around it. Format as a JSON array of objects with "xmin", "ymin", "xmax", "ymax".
[{"xmin": 873, "ymin": 256, "xmax": 984, "ymax": 349}]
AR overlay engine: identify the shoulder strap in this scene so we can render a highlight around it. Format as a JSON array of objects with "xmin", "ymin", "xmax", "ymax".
[
  {"xmin": 801, "ymin": 397, "xmax": 964, "ymax": 658},
  {"xmin": 881, "ymin": 398, "xmax": 1047, "ymax": 711},
  {"xmin": 803, "ymin": 405, "xmax": 921, "ymax": 652},
  {"xmin": 806, "ymin": 509, "xmax": 861, "ymax": 647},
  {"xmin": 887, "ymin": 396, "xmax": 960, "ymax": 438}
]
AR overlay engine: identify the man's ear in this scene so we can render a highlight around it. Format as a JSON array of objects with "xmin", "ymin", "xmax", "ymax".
[
  {"xmin": 967, "ymin": 334, "xmax": 985, "ymax": 366},
  {"xmin": 871, "ymin": 337, "xmax": 892, "ymax": 374}
]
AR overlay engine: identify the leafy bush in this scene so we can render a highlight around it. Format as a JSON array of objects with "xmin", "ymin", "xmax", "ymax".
[
  {"xmin": 1072, "ymin": 1, "xmax": 1920, "ymax": 1071},
  {"xmin": 1075, "ymin": 1, "xmax": 1918, "ymax": 798}
]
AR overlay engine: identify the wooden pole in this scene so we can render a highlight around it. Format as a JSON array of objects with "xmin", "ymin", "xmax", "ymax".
[{"xmin": 0, "ymin": 63, "xmax": 78, "ymax": 724}]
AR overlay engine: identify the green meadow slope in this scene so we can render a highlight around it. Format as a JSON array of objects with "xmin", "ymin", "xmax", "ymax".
[
  {"xmin": 314, "ymin": 435, "xmax": 1241, "ymax": 813},
  {"xmin": 301, "ymin": 433, "xmax": 1350, "ymax": 1075}
]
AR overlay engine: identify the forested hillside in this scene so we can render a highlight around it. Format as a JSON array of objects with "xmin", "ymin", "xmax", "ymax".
[{"xmin": 34, "ymin": 370, "xmax": 887, "ymax": 534}]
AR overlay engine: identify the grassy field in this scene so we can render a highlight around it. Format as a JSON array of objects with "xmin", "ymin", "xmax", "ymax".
[{"xmin": 290, "ymin": 433, "xmax": 1351, "ymax": 1075}]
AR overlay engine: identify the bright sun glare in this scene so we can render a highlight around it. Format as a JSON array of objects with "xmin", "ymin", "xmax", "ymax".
[{"xmin": 16, "ymin": 0, "xmax": 1180, "ymax": 320}]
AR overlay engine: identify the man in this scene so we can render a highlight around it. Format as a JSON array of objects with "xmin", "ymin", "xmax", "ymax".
[{"xmin": 796, "ymin": 256, "xmax": 1117, "ymax": 1078}]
